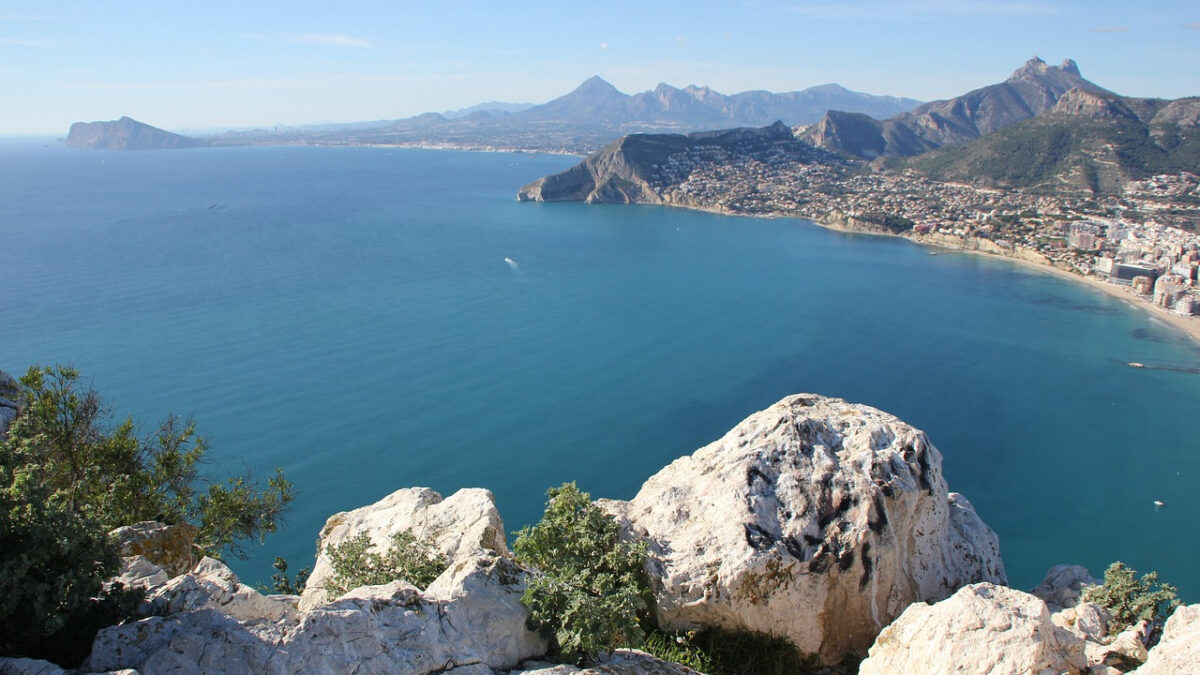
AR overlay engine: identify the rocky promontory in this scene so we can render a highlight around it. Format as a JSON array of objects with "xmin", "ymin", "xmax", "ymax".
[
  {"xmin": 517, "ymin": 121, "xmax": 841, "ymax": 205},
  {"xmin": 65, "ymin": 116, "xmax": 209, "ymax": 150},
  {"xmin": 1, "ymin": 391, "xmax": 1195, "ymax": 674}
]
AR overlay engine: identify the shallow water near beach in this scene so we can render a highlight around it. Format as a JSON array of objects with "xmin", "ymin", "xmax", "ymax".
[{"xmin": 2, "ymin": 141, "xmax": 1198, "ymax": 597}]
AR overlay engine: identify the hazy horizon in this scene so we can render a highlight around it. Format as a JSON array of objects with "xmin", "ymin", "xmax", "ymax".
[{"xmin": 3, "ymin": 0, "xmax": 1198, "ymax": 134}]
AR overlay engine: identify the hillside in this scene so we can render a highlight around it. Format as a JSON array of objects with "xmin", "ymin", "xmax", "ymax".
[
  {"xmin": 800, "ymin": 57, "xmax": 1106, "ymax": 159},
  {"xmin": 65, "ymin": 117, "xmax": 209, "ymax": 150},
  {"xmin": 517, "ymin": 121, "xmax": 846, "ymax": 205},
  {"xmin": 906, "ymin": 89, "xmax": 1200, "ymax": 194}
]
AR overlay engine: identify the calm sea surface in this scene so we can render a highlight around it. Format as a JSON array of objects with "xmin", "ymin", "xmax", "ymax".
[{"xmin": 1, "ymin": 141, "xmax": 1197, "ymax": 597}]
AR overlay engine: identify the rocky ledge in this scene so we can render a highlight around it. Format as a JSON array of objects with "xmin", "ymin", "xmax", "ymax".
[{"xmin": 1, "ymin": 392, "xmax": 1195, "ymax": 674}]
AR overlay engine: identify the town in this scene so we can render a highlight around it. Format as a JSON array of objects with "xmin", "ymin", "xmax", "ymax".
[{"xmin": 645, "ymin": 141, "xmax": 1200, "ymax": 324}]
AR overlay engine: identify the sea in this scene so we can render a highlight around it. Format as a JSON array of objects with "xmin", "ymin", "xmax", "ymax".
[{"xmin": 1, "ymin": 140, "xmax": 1198, "ymax": 598}]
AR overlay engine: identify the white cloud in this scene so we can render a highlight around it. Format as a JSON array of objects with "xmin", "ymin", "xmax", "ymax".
[
  {"xmin": 280, "ymin": 33, "xmax": 373, "ymax": 48},
  {"xmin": 600, "ymin": 42, "xmax": 609, "ymax": 51},
  {"xmin": 1092, "ymin": 25, "xmax": 1129, "ymax": 33}
]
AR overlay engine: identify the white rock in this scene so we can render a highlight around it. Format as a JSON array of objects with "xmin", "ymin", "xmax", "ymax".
[
  {"xmin": 603, "ymin": 394, "xmax": 1005, "ymax": 662},
  {"xmin": 299, "ymin": 487, "xmax": 508, "ymax": 612},
  {"xmin": 859, "ymin": 583, "xmax": 1087, "ymax": 675},
  {"xmin": 83, "ymin": 552, "xmax": 545, "ymax": 673},
  {"xmin": 114, "ymin": 555, "xmax": 170, "ymax": 591},
  {"xmin": 1085, "ymin": 619, "xmax": 1150, "ymax": 669},
  {"xmin": 1073, "ymin": 602, "xmax": 1112, "ymax": 642},
  {"xmin": 146, "ymin": 557, "xmax": 298, "ymax": 627},
  {"xmin": 1033, "ymin": 564, "xmax": 1098, "ymax": 612},
  {"xmin": 0, "ymin": 657, "xmax": 67, "ymax": 675},
  {"xmin": 1135, "ymin": 604, "xmax": 1200, "ymax": 674}
]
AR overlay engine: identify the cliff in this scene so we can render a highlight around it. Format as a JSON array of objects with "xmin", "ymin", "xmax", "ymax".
[{"xmin": 65, "ymin": 117, "xmax": 209, "ymax": 150}]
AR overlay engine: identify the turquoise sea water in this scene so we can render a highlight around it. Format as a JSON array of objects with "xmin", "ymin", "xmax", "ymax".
[{"xmin": 1, "ymin": 141, "xmax": 1198, "ymax": 597}]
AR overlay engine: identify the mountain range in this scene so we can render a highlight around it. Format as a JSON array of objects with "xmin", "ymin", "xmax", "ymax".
[
  {"xmin": 216, "ymin": 77, "xmax": 921, "ymax": 153},
  {"xmin": 520, "ymin": 57, "xmax": 1198, "ymax": 197}
]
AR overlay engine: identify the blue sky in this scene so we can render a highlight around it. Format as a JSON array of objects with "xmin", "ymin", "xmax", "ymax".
[{"xmin": 2, "ymin": 0, "xmax": 1197, "ymax": 134}]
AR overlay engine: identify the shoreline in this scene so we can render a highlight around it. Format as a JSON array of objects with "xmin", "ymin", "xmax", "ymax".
[
  {"xmin": 808, "ymin": 213, "xmax": 1200, "ymax": 350},
  {"xmin": 633, "ymin": 197, "xmax": 1200, "ymax": 351}
]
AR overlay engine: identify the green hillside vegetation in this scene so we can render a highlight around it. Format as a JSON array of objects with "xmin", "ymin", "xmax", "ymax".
[{"xmin": 907, "ymin": 112, "xmax": 1200, "ymax": 194}]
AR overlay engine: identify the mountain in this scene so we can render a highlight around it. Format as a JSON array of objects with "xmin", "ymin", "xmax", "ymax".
[
  {"xmin": 66, "ymin": 116, "xmax": 209, "ymax": 150},
  {"xmin": 800, "ymin": 57, "xmax": 1107, "ymax": 159},
  {"xmin": 236, "ymin": 77, "xmax": 922, "ymax": 154},
  {"xmin": 906, "ymin": 88, "xmax": 1200, "ymax": 193}
]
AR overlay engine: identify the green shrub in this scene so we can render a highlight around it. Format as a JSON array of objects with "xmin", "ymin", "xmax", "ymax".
[
  {"xmin": 324, "ymin": 530, "xmax": 447, "ymax": 596},
  {"xmin": 644, "ymin": 628, "xmax": 822, "ymax": 675},
  {"xmin": 0, "ymin": 364, "xmax": 295, "ymax": 665},
  {"xmin": 1082, "ymin": 561, "xmax": 1181, "ymax": 633},
  {"xmin": 271, "ymin": 556, "xmax": 310, "ymax": 595},
  {"xmin": 513, "ymin": 482, "xmax": 650, "ymax": 660}
]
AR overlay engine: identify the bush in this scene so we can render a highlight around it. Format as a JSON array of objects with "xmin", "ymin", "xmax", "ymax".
[
  {"xmin": 1082, "ymin": 561, "xmax": 1181, "ymax": 633},
  {"xmin": 271, "ymin": 556, "xmax": 310, "ymax": 595},
  {"xmin": 513, "ymin": 482, "xmax": 650, "ymax": 660},
  {"xmin": 644, "ymin": 627, "xmax": 822, "ymax": 675},
  {"xmin": 324, "ymin": 530, "xmax": 447, "ymax": 596},
  {"xmin": 0, "ymin": 364, "xmax": 294, "ymax": 664}
]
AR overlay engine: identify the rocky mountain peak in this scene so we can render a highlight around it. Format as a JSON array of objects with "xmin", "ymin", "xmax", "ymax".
[
  {"xmin": 1060, "ymin": 58, "xmax": 1081, "ymax": 76},
  {"xmin": 573, "ymin": 75, "xmax": 622, "ymax": 97}
]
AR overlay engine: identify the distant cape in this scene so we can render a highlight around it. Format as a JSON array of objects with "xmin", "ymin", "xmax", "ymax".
[{"xmin": 66, "ymin": 116, "xmax": 209, "ymax": 150}]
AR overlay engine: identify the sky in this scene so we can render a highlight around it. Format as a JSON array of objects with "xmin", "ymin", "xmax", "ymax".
[{"xmin": 1, "ymin": 0, "xmax": 1198, "ymax": 134}]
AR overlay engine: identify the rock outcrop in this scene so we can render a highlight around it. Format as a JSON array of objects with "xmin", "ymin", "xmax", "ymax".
[
  {"xmin": 858, "ymin": 583, "xmax": 1087, "ymax": 675},
  {"xmin": 65, "ymin": 117, "xmax": 208, "ymax": 150},
  {"xmin": 83, "ymin": 491, "xmax": 545, "ymax": 675},
  {"xmin": 110, "ymin": 521, "xmax": 199, "ymax": 577},
  {"xmin": 516, "ymin": 121, "xmax": 833, "ymax": 205},
  {"xmin": 1136, "ymin": 604, "xmax": 1200, "ymax": 674},
  {"xmin": 299, "ymin": 486, "xmax": 509, "ymax": 611},
  {"xmin": 602, "ymin": 393, "xmax": 1005, "ymax": 663}
]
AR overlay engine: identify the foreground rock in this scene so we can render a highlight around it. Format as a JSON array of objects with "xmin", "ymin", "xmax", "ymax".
[
  {"xmin": 299, "ymin": 486, "xmax": 509, "ymax": 611},
  {"xmin": 603, "ymin": 393, "xmax": 1005, "ymax": 663},
  {"xmin": 859, "ymin": 583, "xmax": 1087, "ymax": 675},
  {"xmin": 84, "ymin": 489, "xmax": 545, "ymax": 674},
  {"xmin": 1136, "ymin": 604, "xmax": 1200, "ymax": 674}
]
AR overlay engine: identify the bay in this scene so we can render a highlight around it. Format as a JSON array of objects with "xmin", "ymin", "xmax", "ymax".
[{"xmin": 1, "ymin": 141, "xmax": 1197, "ymax": 597}]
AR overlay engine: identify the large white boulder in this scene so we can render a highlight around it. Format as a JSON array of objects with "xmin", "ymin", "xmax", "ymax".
[
  {"xmin": 603, "ymin": 394, "xmax": 1005, "ymax": 662},
  {"xmin": 299, "ymin": 487, "xmax": 508, "ymax": 612},
  {"xmin": 859, "ymin": 583, "xmax": 1087, "ymax": 675},
  {"xmin": 1136, "ymin": 604, "xmax": 1200, "ymax": 674}
]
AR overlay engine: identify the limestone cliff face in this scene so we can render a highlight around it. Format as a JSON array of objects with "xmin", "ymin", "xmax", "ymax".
[
  {"xmin": 65, "ymin": 117, "xmax": 208, "ymax": 150},
  {"xmin": 517, "ymin": 121, "xmax": 797, "ymax": 204},
  {"xmin": 602, "ymin": 393, "xmax": 1006, "ymax": 663}
]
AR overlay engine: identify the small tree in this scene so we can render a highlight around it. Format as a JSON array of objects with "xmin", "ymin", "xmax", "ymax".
[
  {"xmin": 1082, "ymin": 561, "xmax": 1181, "ymax": 633},
  {"xmin": 0, "ymin": 364, "xmax": 296, "ymax": 665},
  {"xmin": 513, "ymin": 482, "xmax": 650, "ymax": 661},
  {"xmin": 324, "ymin": 530, "xmax": 447, "ymax": 596}
]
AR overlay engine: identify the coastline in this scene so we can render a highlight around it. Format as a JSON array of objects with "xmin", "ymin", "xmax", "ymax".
[{"xmin": 808, "ymin": 213, "xmax": 1200, "ymax": 350}]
